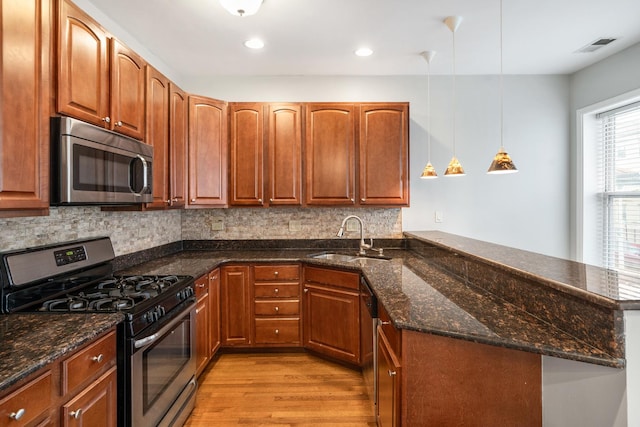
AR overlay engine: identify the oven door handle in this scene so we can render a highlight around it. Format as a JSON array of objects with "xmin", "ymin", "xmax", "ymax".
[{"xmin": 134, "ymin": 300, "xmax": 195, "ymax": 349}]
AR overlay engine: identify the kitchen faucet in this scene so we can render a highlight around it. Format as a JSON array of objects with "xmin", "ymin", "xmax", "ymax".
[{"xmin": 336, "ymin": 215, "xmax": 381, "ymax": 256}]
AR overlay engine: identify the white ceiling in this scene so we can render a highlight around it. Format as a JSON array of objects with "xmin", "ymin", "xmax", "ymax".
[{"xmin": 86, "ymin": 0, "xmax": 640, "ymax": 78}]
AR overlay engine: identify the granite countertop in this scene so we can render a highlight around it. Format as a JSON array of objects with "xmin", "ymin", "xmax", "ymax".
[
  {"xmin": 118, "ymin": 243, "xmax": 626, "ymax": 368},
  {"xmin": 0, "ymin": 313, "xmax": 123, "ymax": 391}
]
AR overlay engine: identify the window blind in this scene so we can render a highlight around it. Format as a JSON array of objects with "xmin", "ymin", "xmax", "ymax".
[{"xmin": 597, "ymin": 101, "xmax": 640, "ymax": 298}]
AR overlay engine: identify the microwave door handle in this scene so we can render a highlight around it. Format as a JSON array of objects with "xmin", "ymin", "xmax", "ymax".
[{"xmin": 132, "ymin": 154, "xmax": 150, "ymax": 196}]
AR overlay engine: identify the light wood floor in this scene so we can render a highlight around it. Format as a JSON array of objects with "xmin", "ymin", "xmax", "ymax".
[{"xmin": 184, "ymin": 352, "xmax": 377, "ymax": 427}]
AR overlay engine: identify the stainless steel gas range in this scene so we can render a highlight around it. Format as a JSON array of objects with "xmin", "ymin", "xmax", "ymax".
[{"xmin": 0, "ymin": 237, "xmax": 197, "ymax": 427}]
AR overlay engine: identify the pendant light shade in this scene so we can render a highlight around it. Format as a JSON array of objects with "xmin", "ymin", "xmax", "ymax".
[
  {"xmin": 420, "ymin": 51, "xmax": 438, "ymax": 179},
  {"xmin": 219, "ymin": 0, "xmax": 263, "ymax": 16},
  {"xmin": 444, "ymin": 16, "xmax": 465, "ymax": 177},
  {"xmin": 487, "ymin": 0, "xmax": 518, "ymax": 174}
]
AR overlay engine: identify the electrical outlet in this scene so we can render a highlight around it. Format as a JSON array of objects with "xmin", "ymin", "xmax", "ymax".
[
  {"xmin": 211, "ymin": 217, "xmax": 224, "ymax": 231},
  {"xmin": 346, "ymin": 220, "xmax": 360, "ymax": 232},
  {"xmin": 434, "ymin": 211, "xmax": 443, "ymax": 223},
  {"xmin": 289, "ymin": 220, "xmax": 301, "ymax": 232}
]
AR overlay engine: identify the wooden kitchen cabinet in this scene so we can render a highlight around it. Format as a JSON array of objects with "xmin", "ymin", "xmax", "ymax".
[
  {"xmin": 302, "ymin": 266, "xmax": 361, "ymax": 365},
  {"xmin": 229, "ymin": 103, "xmax": 265, "ymax": 206},
  {"xmin": 169, "ymin": 83, "xmax": 188, "ymax": 208},
  {"xmin": 359, "ymin": 103, "xmax": 409, "ymax": 206},
  {"xmin": 220, "ymin": 265, "xmax": 252, "ymax": 346},
  {"xmin": 229, "ymin": 103, "xmax": 303, "ymax": 207},
  {"xmin": 305, "ymin": 103, "xmax": 356, "ymax": 205},
  {"xmin": 145, "ymin": 66, "xmax": 170, "ymax": 209},
  {"xmin": 0, "ymin": 0, "xmax": 51, "ymax": 216},
  {"xmin": 253, "ymin": 264, "xmax": 301, "ymax": 346},
  {"xmin": 376, "ymin": 321, "xmax": 401, "ymax": 427},
  {"xmin": 57, "ymin": 0, "xmax": 146, "ymax": 140},
  {"xmin": 194, "ymin": 273, "xmax": 211, "ymax": 376},
  {"xmin": 209, "ymin": 269, "xmax": 221, "ymax": 356},
  {"xmin": 188, "ymin": 95, "xmax": 228, "ymax": 207},
  {"xmin": 0, "ymin": 328, "xmax": 117, "ymax": 427}
]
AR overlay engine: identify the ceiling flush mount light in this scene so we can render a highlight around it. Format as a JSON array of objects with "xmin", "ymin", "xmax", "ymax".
[
  {"xmin": 444, "ymin": 16, "xmax": 465, "ymax": 177},
  {"xmin": 354, "ymin": 47, "xmax": 373, "ymax": 57},
  {"xmin": 244, "ymin": 38, "xmax": 264, "ymax": 49},
  {"xmin": 420, "ymin": 51, "xmax": 438, "ymax": 179},
  {"xmin": 219, "ymin": 0, "xmax": 263, "ymax": 17},
  {"xmin": 487, "ymin": 0, "xmax": 518, "ymax": 174}
]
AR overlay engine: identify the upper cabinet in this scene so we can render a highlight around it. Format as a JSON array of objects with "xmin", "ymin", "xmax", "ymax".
[
  {"xmin": 228, "ymin": 103, "xmax": 302, "ymax": 207},
  {"xmin": 359, "ymin": 103, "xmax": 409, "ymax": 206},
  {"xmin": 0, "ymin": 0, "xmax": 51, "ymax": 216},
  {"xmin": 188, "ymin": 95, "xmax": 228, "ymax": 207},
  {"xmin": 305, "ymin": 104, "xmax": 356, "ymax": 205},
  {"xmin": 57, "ymin": 0, "xmax": 145, "ymax": 140},
  {"xmin": 169, "ymin": 83, "xmax": 188, "ymax": 208},
  {"xmin": 145, "ymin": 66, "xmax": 170, "ymax": 209}
]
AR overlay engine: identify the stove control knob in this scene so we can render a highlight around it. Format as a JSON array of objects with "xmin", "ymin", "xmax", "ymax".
[{"xmin": 158, "ymin": 306, "xmax": 166, "ymax": 317}]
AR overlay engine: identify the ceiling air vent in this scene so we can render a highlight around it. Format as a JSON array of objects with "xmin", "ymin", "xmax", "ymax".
[{"xmin": 575, "ymin": 38, "xmax": 617, "ymax": 53}]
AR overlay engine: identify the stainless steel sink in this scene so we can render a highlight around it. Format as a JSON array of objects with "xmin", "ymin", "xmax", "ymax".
[
  {"xmin": 349, "ymin": 257, "xmax": 390, "ymax": 265},
  {"xmin": 310, "ymin": 253, "xmax": 357, "ymax": 262}
]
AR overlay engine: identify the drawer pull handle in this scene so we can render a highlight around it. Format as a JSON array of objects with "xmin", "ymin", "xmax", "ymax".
[
  {"xmin": 274, "ymin": 288, "xmax": 279, "ymax": 294},
  {"xmin": 380, "ymin": 321, "xmax": 391, "ymax": 326},
  {"xmin": 70, "ymin": 409, "xmax": 83, "ymax": 419},
  {"xmin": 275, "ymin": 329, "xmax": 279, "ymax": 335},
  {"xmin": 9, "ymin": 409, "xmax": 25, "ymax": 420},
  {"xmin": 92, "ymin": 354, "xmax": 104, "ymax": 363},
  {"xmin": 274, "ymin": 306, "xmax": 279, "ymax": 312},
  {"xmin": 388, "ymin": 370, "xmax": 397, "ymax": 377},
  {"xmin": 197, "ymin": 284, "xmax": 205, "ymax": 288}
]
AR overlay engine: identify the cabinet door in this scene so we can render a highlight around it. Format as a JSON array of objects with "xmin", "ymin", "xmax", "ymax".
[
  {"xmin": 229, "ymin": 103, "xmax": 264, "ymax": 206},
  {"xmin": 209, "ymin": 269, "xmax": 221, "ymax": 356},
  {"xmin": 145, "ymin": 66, "xmax": 170, "ymax": 209},
  {"xmin": 110, "ymin": 39, "xmax": 146, "ymax": 140},
  {"xmin": 61, "ymin": 367, "xmax": 117, "ymax": 427},
  {"xmin": 267, "ymin": 104, "xmax": 302, "ymax": 206},
  {"xmin": 188, "ymin": 95, "xmax": 228, "ymax": 207},
  {"xmin": 0, "ymin": 0, "xmax": 50, "ymax": 214},
  {"xmin": 303, "ymin": 283, "xmax": 360, "ymax": 364},
  {"xmin": 377, "ymin": 327, "xmax": 401, "ymax": 427},
  {"xmin": 169, "ymin": 83, "xmax": 187, "ymax": 208},
  {"xmin": 57, "ymin": 0, "xmax": 109, "ymax": 127},
  {"xmin": 194, "ymin": 275, "xmax": 210, "ymax": 376},
  {"xmin": 359, "ymin": 104, "xmax": 409, "ymax": 206},
  {"xmin": 305, "ymin": 104, "xmax": 356, "ymax": 205},
  {"xmin": 220, "ymin": 266, "xmax": 251, "ymax": 346}
]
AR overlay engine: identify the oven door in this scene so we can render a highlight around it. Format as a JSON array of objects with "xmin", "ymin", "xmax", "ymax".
[{"xmin": 130, "ymin": 302, "xmax": 197, "ymax": 427}]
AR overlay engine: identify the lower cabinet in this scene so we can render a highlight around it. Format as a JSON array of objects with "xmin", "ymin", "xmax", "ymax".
[
  {"xmin": 220, "ymin": 265, "xmax": 252, "ymax": 346},
  {"xmin": 376, "ymin": 324, "xmax": 401, "ymax": 427},
  {"xmin": 0, "ymin": 328, "xmax": 117, "ymax": 427},
  {"xmin": 195, "ymin": 273, "xmax": 211, "ymax": 376},
  {"xmin": 302, "ymin": 266, "xmax": 361, "ymax": 365},
  {"xmin": 209, "ymin": 269, "xmax": 221, "ymax": 356}
]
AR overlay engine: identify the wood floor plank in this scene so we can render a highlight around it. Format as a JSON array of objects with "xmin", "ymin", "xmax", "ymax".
[{"xmin": 184, "ymin": 352, "xmax": 377, "ymax": 426}]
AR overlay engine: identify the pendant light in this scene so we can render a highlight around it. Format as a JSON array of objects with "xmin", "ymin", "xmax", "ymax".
[
  {"xmin": 420, "ymin": 51, "xmax": 438, "ymax": 179},
  {"xmin": 444, "ymin": 16, "xmax": 465, "ymax": 177},
  {"xmin": 487, "ymin": 0, "xmax": 518, "ymax": 174},
  {"xmin": 219, "ymin": 0, "xmax": 263, "ymax": 16}
]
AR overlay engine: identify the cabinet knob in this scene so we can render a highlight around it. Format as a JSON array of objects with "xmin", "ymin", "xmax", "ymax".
[
  {"xmin": 258, "ymin": 198, "xmax": 263, "ymax": 203},
  {"xmin": 350, "ymin": 198, "xmax": 355, "ymax": 203},
  {"xmin": 274, "ymin": 288, "xmax": 279, "ymax": 294},
  {"xmin": 197, "ymin": 283, "xmax": 205, "ymax": 288},
  {"xmin": 70, "ymin": 409, "xmax": 83, "ymax": 419},
  {"xmin": 275, "ymin": 329, "xmax": 279, "ymax": 335},
  {"xmin": 9, "ymin": 409, "xmax": 25, "ymax": 420},
  {"xmin": 361, "ymin": 198, "xmax": 366, "ymax": 202},
  {"xmin": 269, "ymin": 198, "xmax": 274, "ymax": 203},
  {"xmin": 303, "ymin": 288, "xmax": 309, "ymax": 293},
  {"xmin": 165, "ymin": 199, "xmax": 171, "ymax": 204},
  {"xmin": 274, "ymin": 306, "xmax": 279, "ymax": 312},
  {"xmin": 380, "ymin": 321, "xmax": 391, "ymax": 326},
  {"xmin": 388, "ymin": 370, "xmax": 397, "ymax": 377},
  {"xmin": 191, "ymin": 198, "xmax": 196, "ymax": 202},
  {"xmin": 102, "ymin": 116, "xmax": 110, "ymax": 123},
  {"xmin": 274, "ymin": 271, "xmax": 279, "ymax": 276},
  {"xmin": 91, "ymin": 354, "xmax": 104, "ymax": 363},
  {"xmin": 115, "ymin": 121, "xmax": 123, "ymax": 127},
  {"xmin": 172, "ymin": 197, "xmax": 179, "ymax": 202}
]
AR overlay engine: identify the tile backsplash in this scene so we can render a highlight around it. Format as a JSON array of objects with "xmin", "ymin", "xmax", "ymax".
[{"xmin": 0, "ymin": 207, "xmax": 401, "ymax": 255}]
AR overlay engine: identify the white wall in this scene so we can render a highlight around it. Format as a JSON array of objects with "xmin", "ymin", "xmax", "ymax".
[{"xmin": 188, "ymin": 74, "xmax": 572, "ymax": 258}]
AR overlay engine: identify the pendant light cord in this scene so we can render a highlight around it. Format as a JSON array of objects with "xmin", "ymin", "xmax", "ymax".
[
  {"xmin": 427, "ymin": 61, "xmax": 431, "ymax": 161},
  {"xmin": 452, "ymin": 25, "xmax": 457, "ymax": 157},
  {"xmin": 499, "ymin": 0, "xmax": 504, "ymax": 150}
]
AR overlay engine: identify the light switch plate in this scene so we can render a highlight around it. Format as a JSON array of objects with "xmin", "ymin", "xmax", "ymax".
[
  {"xmin": 434, "ymin": 211, "xmax": 443, "ymax": 223},
  {"xmin": 346, "ymin": 221, "xmax": 360, "ymax": 232},
  {"xmin": 211, "ymin": 217, "xmax": 224, "ymax": 231},
  {"xmin": 289, "ymin": 220, "xmax": 301, "ymax": 232}
]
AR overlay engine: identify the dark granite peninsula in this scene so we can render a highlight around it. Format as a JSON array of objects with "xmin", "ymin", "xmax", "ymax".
[{"xmin": 0, "ymin": 313, "xmax": 123, "ymax": 390}]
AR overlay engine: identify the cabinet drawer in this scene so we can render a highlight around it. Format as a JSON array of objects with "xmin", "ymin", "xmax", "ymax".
[
  {"xmin": 378, "ymin": 303, "xmax": 401, "ymax": 357},
  {"xmin": 255, "ymin": 318, "xmax": 300, "ymax": 344},
  {"xmin": 254, "ymin": 265, "xmax": 299, "ymax": 281},
  {"xmin": 194, "ymin": 274, "xmax": 209, "ymax": 299},
  {"xmin": 254, "ymin": 283, "xmax": 299, "ymax": 298},
  {"xmin": 62, "ymin": 330, "xmax": 116, "ymax": 395},
  {"xmin": 304, "ymin": 266, "xmax": 360, "ymax": 290},
  {"xmin": 0, "ymin": 370, "xmax": 51, "ymax": 427},
  {"xmin": 255, "ymin": 299, "xmax": 299, "ymax": 316}
]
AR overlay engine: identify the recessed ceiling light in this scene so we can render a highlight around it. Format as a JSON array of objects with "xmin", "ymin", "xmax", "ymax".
[
  {"xmin": 354, "ymin": 47, "xmax": 373, "ymax": 57},
  {"xmin": 244, "ymin": 38, "xmax": 265, "ymax": 49}
]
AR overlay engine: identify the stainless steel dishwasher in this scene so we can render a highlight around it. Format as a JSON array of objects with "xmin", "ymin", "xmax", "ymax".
[{"xmin": 360, "ymin": 276, "xmax": 378, "ymax": 408}]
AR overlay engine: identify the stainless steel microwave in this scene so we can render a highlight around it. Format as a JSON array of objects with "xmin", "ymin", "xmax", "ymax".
[{"xmin": 50, "ymin": 116, "xmax": 153, "ymax": 205}]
